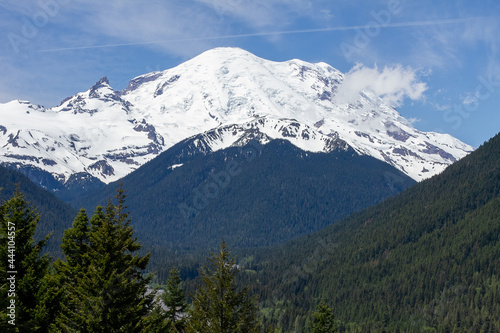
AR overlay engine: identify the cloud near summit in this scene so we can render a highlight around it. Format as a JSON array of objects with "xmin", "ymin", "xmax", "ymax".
[{"xmin": 336, "ymin": 64, "xmax": 428, "ymax": 108}]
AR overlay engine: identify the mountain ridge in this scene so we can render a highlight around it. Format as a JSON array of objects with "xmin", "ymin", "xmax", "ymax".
[
  {"xmin": 0, "ymin": 47, "xmax": 472, "ymax": 196},
  {"xmin": 72, "ymin": 137, "xmax": 416, "ymax": 250},
  {"xmin": 0, "ymin": 165, "xmax": 77, "ymax": 257},
  {"xmin": 243, "ymin": 132, "xmax": 500, "ymax": 331}
]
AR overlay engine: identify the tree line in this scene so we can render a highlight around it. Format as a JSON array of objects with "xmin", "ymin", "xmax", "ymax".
[{"xmin": 0, "ymin": 187, "xmax": 337, "ymax": 332}]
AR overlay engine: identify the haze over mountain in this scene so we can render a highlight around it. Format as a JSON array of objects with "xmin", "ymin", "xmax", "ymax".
[{"xmin": 0, "ymin": 48, "xmax": 472, "ymax": 199}]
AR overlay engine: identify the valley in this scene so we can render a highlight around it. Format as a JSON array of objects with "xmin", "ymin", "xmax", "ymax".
[{"xmin": 0, "ymin": 47, "xmax": 497, "ymax": 332}]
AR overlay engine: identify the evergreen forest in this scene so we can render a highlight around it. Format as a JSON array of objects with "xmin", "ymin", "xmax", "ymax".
[{"xmin": 0, "ymin": 132, "xmax": 499, "ymax": 332}]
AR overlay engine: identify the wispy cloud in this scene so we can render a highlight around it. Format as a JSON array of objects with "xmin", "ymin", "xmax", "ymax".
[
  {"xmin": 35, "ymin": 0, "xmax": 315, "ymax": 55},
  {"xmin": 194, "ymin": 0, "xmax": 316, "ymax": 27},
  {"xmin": 407, "ymin": 12, "xmax": 500, "ymax": 70},
  {"xmin": 70, "ymin": 1, "xmax": 221, "ymax": 57},
  {"xmin": 38, "ymin": 15, "xmax": 484, "ymax": 54},
  {"xmin": 1, "ymin": 0, "xmax": 498, "ymax": 135}
]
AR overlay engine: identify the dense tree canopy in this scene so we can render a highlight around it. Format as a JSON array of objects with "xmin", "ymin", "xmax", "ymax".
[
  {"xmin": 0, "ymin": 189, "xmax": 52, "ymax": 332},
  {"xmin": 240, "ymin": 133, "xmax": 500, "ymax": 332},
  {"xmin": 53, "ymin": 187, "xmax": 155, "ymax": 332},
  {"xmin": 1, "ymin": 132, "xmax": 499, "ymax": 332}
]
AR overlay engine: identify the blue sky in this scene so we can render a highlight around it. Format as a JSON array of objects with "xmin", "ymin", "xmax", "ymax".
[{"xmin": 1, "ymin": 0, "xmax": 499, "ymax": 147}]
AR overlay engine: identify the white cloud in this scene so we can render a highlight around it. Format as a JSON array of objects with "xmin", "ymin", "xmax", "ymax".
[
  {"xmin": 431, "ymin": 103, "xmax": 451, "ymax": 111},
  {"xmin": 336, "ymin": 64, "xmax": 428, "ymax": 107},
  {"xmin": 407, "ymin": 117, "xmax": 421, "ymax": 125}
]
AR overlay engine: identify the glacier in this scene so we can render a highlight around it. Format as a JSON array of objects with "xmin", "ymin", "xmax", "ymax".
[{"xmin": 0, "ymin": 47, "xmax": 473, "ymax": 191}]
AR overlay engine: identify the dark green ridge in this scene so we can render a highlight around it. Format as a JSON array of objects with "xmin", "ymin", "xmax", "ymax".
[{"xmin": 245, "ymin": 132, "xmax": 500, "ymax": 332}]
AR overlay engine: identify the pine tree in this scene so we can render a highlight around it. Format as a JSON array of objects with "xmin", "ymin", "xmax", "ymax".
[
  {"xmin": 163, "ymin": 267, "xmax": 188, "ymax": 331},
  {"xmin": 149, "ymin": 267, "xmax": 189, "ymax": 332},
  {"xmin": 187, "ymin": 240, "xmax": 260, "ymax": 333},
  {"xmin": 311, "ymin": 301, "xmax": 337, "ymax": 333},
  {"xmin": 52, "ymin": 208, "xmax": 91, "ymax": 330},
  {"xmin": 0, "ymin": 189, "xmax": 52, "ymax": 332},
  {"xmin": 54, "ymin": 187, "xmax": 155, "ymax": 332},
  {"xmin": 60, "ymin": 209, "xmax": 90, "ymax": 267}
]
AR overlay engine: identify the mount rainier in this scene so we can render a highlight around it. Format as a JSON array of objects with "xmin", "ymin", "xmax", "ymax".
[{"xmin": 0, "ymin": 47, "xmax": 473, "ymax": 194}]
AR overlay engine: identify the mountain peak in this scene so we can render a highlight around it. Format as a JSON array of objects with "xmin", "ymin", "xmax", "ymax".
[
  {"xmin": 181, "ymin": 47, "xmax": 269, "ymax": 70},
  {"xmin": 0, "ymin": 47, "xmax": 473, "ymax": 191},
  {"xmin": 88, "ymin": 76, "xmax": 112, "ymax": 98},
  {"xmin": 93, "ymin": 76, "xmax": 110, "ymax": 87},
  {"xmin": 196, "ymin": 46, "xmax": 257, "ymax": 58},
  {"xmin": 51, "ymin": 75, "xmax": 131, "ymax": 117}
]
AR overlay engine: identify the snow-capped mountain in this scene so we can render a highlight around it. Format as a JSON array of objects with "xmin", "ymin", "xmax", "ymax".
[{"xmin": 0, "ymin": 47, "xmax": 472, "ymax": 192}]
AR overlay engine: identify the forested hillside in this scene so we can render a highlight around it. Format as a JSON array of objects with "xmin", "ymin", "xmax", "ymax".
[
  {"xmin": 243, "ymin": 132, "xmax": 500, "ymax": 332},
  {"xmin": 0, "ymin": 188, "xmax": 268, "ymax": 332},
  {"xmin": 2, "ymin": 131, "xmax": 498, "ymax": 331},
  {"xmin": 0, "ymin": 166, "xmax": 76, "ymax": 256},
  {"xmin": 74, "ymin": 139, "xmax": 415, "ymax": 252}
]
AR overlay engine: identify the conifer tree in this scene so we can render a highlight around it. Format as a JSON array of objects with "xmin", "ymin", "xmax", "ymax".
[
  {"xmin": 60, "ymin": 209, "xmax": 90, "ymax": 267},
  {"xmin": 52, "ymin": 208, "xmax": 91, "ymax": 330},
  {"xmin": 187, "ymin": 240, "xmax": 260, "ymax": 333},
  {"xmin": 163, "ymin": 267, "xmax": 188, "ymax": 331},
  {"xmin": 0, "ymin": 189, "xmax": 51, "ymax": 332},
  {"xmin": 55, "ymin": 187, "xmax": 155, "ymax": 332},
  {"xmin": 149, "ymin": 267, "xmax": 189, "ymax": 332},
  {"xmin": 311, "ymin": 301, "xmax": 337, "ymax": 333}
]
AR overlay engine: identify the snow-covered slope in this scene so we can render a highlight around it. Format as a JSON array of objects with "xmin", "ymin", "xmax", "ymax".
[
  {"xmin": 0, "ymin": 47, "xmax": 473, "ymax": 191},
  {"xmin": 0, "ymin": 80, "xmax": 163, "ymax": 184}
]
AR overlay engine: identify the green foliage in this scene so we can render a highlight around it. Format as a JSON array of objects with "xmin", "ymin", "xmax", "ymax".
[
  {"xmin": 0, "ymin": 165, "xmax": 77, "ymax": 257},
  {"xmin": 243, "ymin": 133, "xmax": 500, "ymax": 331},
  {"xmin": 2, "ymin": 128, "xmax": 498, "ymax": 332},
  {"xmin": 74, "ymin": 140, "xmax": 414, "ymax": 258},
  {"xmin": 149, "ymin": 267, "xmax": 190, "ymax": 332},
  {"xmin": 60, "ymin": 209, "xmax": 90, "ymax": 268},
  {"xmin": 311, "ymin": 302, "xmax": 337, "ymax": 333},
  {"xmin": 53, "ymin": 187, "xmax": 155, "ymax": 332},
  {"xmin": 0, "ymin": 189, "xmax": 52, "ymax": 332},
  {"xmin": 163, "ymin": 267, "xmax": 188, "ymax": 331},
  {"xmin": 187, "ymin": 241, "xmax": 261, "ymax": 333}
]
